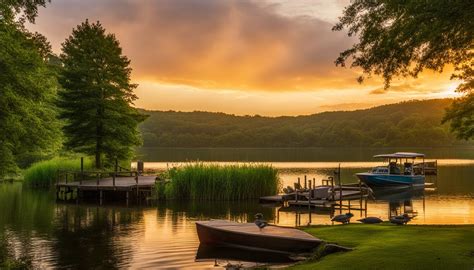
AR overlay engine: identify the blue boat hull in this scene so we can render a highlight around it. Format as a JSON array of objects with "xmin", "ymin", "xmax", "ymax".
[{"xmin": 356, "ymin": 173, "xmax": 424, "ymax": 187}]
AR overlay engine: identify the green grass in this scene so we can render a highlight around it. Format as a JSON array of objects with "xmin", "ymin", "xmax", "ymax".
[
  {"xmin": 23, "ymin": 157, "xmax": 92, "ymax": 188},
  {"xmin": 288, "ymin": 224, "xmax": 474, "ymax": 270},
  {"xmin": 155, "ymin": 163, "xmax": 280, "ymax": 200}
]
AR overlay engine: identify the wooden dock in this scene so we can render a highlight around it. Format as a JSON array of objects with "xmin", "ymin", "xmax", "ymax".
[
  {"xmin": 57, "ymin": 175, "xmax": 157, "ymax": 190},
  {"xmin": 260, "ymin": 169, "xmax": 372, "ymax": 213},
  {"xmin": 56, "ymin": 169, "xmax": 157, "ymax": 205}
]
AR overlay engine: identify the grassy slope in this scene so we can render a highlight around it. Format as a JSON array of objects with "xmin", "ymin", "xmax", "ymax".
[{"xmin": 289, "ymin": 224, "xmax": 474, "ymax": 270}]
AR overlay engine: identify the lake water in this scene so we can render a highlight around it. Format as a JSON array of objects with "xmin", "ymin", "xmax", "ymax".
[{"xmin": 1, "ymin": 147, "xmax": 473, "ymax": 269}]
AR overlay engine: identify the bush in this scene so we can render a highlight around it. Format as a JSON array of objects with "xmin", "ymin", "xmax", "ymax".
[
  {"xmin": 155, "ymin": 163, "xmax": 280, "ymax": 201},
  {"xmin": 23, "ymin": 157, "xmax": 92, "ymax": 188}
]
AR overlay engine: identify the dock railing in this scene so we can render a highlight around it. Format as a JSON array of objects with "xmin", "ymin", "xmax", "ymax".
[{"xmin": 56, "ymin": 169, "xmax": 140, "ymax": 188}]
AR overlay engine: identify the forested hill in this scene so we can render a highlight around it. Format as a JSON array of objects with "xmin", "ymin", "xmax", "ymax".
[{"xmin": 139, "ymin": 99, "xmax": 471, "ymax": 147}]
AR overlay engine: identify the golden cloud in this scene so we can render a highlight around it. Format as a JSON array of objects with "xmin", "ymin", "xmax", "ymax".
[{"xmin": 30, "ymin": 0, "xmax": 362, "ymax": 91}]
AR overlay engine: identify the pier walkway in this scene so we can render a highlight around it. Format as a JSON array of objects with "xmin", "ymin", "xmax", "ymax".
[
  {"xmin": 56, "ymin": 169, "xmax": 157, "ymax": 204},
  {"xmin": 57, "ymin": 175, "xmax": 157, "ymax": 190}
]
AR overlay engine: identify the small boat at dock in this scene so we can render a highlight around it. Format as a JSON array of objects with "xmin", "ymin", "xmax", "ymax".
[
  {"xmin": 356, "ymin": 152, "xmax": 427, "ymax": 187},
  {"xmin": 195, "ymin": 220, "xmax": 322, "ymax": 253}
]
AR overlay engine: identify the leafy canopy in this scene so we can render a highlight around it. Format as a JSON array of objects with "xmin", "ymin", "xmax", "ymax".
[
  {"xmin": 333, "ymin": 0, "xmax": 473, "ymax": 139},
  {"xmin": 59, "ymin": 20, "xmax": 147, "ymax": 168},
  {"xmin": 0, "ymin": 0, "xmax": 49, "ymax": 24},
  {"xmin": 0, "ymin": 12, "xmax": 61, "ymax": 177}
]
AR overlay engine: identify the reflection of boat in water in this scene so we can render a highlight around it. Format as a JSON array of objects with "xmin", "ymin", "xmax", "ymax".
[
  {"xmin": 370, "ymin": 185, "xmax": 426, "ymax": 220},
  {"xmin": 372, "ymin": 185, "xmax": 425, "ymax": 201},
  {"xmin": 356, "ymin": 152, "xmax": 426, "ymax": 187},
  {"xmin": 388, "ymin": 199, "xmax": 418, "ymax": 220},
  {"xmin": 195, "ymin": 244, "xmax": 297, "ymax": 264},
  {"xmin": 196, "ymin": 220, "xmax": 322, "ymax": 253}
]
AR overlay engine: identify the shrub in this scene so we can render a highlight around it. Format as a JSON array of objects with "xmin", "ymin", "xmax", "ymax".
[{"xmin": 23, "ymin": 157, "xmax": 92, "ymax": 188}]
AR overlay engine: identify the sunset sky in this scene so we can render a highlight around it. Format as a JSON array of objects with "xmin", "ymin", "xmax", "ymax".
[{"xmin": 28, "ymin": 0, "xmax": 461, "ymax": 116}]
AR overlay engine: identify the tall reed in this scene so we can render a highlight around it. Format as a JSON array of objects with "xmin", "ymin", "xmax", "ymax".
[
  {"xmin": 23, "ymin": 157, "xmax": 92, "ymax": 188},
  {"xmin": 155, "ymin": 163, "xmax": 280, "ymax": 201}
]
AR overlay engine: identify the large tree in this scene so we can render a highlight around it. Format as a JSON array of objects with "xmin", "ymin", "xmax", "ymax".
[
  {"xmin": 333, "ymin": 0, "xmax": 473, "ymax": 140},
  {"xmin": 59, "ymin": 20, "xmax": 147, "ymax": 169},
  {"xmin": 0, "ymin": 0, "xmax": 61, "ymax": 177}
]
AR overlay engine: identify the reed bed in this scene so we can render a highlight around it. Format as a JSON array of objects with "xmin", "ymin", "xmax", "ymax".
[
  {"xmin": 155, "ymin": 163, "xmax": 280, "ymax": 201},
  {"xmin": 23, "ymin": 157, "xmax": 92, "ymax": 188}
]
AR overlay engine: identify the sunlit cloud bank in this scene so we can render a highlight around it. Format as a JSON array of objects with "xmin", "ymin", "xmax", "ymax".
[
  {"xmin": 28, "ymin": 0, "xmax": 458, "ymax": 115},
  {"xmin": 30, "ymin": 0, "xmax": 362, "ymax": 91}
]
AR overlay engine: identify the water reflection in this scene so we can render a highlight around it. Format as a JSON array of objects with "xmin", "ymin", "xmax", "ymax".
[
  {"xmin": 1, "ymin": 159, "xmax": 474, "ymax": 268},
  {"xmin": 195, "ymin": 244, "xmax": 296, "ymax": 264},
  {"xmin": 50, "ymin": 204, "xmax": 142, "ymax": 269}
]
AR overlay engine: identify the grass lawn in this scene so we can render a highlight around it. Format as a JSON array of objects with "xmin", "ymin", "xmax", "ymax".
[{"xmin": 288, "ymin": 224, "xmax": 474, "ymax": 270}]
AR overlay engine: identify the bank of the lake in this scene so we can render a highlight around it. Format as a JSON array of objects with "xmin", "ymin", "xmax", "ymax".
[{"xmin": 290, "ymin": 224, "xmax": 474, "ymax": 270}]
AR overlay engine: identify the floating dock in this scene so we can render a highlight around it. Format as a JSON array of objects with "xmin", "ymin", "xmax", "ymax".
[{"xmin": 260, "ymin": 169, "xmax": 372, "ymax": 213}]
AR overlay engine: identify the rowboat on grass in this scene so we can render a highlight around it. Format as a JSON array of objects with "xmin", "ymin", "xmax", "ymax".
[{"xmin": 195, "ymin": 220, "xmax": 322, "ymax": 253}]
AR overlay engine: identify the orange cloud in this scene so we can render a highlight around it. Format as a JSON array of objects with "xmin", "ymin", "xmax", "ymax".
[
  {"xmin": 29, "ymin": 0, "xmax": 363, "ymax": 91},
  {"xmin": 27, "ymin": 0, "xmax": 459, "ymax": 115}
]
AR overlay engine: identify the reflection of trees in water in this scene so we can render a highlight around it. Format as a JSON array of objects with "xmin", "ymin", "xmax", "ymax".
[
  {"xmin": 157, "ymin": 200, "xmax": 276, "ymax": 223},
  {"xmin": 0, "ymin": 183, "xmax": 54, "ymax": 268},
  {"xmin": 51, "ymin": 204, "xmax": 144, "ymax": 269},
  {"xmin": 0, "ymin": 183, "xmax": 54, "ymax": 233},
  {"xmin": 0, "ymin": 232, "xmax": 33, "ymax": 268}
]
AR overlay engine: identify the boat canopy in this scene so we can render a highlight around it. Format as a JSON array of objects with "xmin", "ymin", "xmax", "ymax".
[{"xmin": 373, "ymin": 152, "xmax": 425, "ymax": 159}]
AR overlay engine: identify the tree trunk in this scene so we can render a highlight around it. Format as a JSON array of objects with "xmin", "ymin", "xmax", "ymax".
[
  {"xmin": 95, "ymin": 122, "xmax": 103, "ymax": 168},
  {"xmin": 95, "ymin": 149, "xmax": 101, "ymax": 169},
  {"xmin": 95, "ymin": 89, "xmax": 104, "ymax": 169}
]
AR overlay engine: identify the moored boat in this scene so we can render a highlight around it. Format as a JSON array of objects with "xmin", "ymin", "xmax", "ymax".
[
  {"xmin": 356, "ymin": 152, "xmax": 426, "ymax": 187},
  {"xmin": 195, "ymin": 220, "xmax": 322, "ymax": 253}
]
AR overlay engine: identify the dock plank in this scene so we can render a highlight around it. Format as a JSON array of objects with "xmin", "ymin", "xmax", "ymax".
[{"xmin": 57, "ymin": 175, "xmax": 156, "ymax": 190}]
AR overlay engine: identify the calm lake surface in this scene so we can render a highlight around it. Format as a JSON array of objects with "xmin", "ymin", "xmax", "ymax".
[{"xmin": 1, "ymin": 147, "xmax": 473, "ymax": 269}]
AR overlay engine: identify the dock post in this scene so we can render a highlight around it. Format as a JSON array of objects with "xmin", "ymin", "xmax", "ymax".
[
  {"xmin": 313, "ymin": 178, "xmax": 316, "ymax": 189},
  {"xmin": 338, "ymin": 164, "xmax": 342, "ymax": 213},
  {"xmin": 297, "ymin": 177, "xmax": 301, "ymax": 189},
  {"xmin": 331, "ymin": 176, "xmax": 335, "ymax": 201},
  {"xmin": 77, "ymin": 189, "xmax": 82, "ymax": 203},
  {"xmin": 294, "ymin": 183, "xmax": 299, "ymax": 202},
  {"xmin": 126, "ymin": 191, "xmax": 129, "ymax": 206},
  {"xmin": 304, "ymin": 175, "xmax": 307, "ymax": 190},
  {"xmin": 308, "ymin": 180, "xmax": 312, "ymax": 224},
  {"xmin": 359, "ymin": 181, "xmax": 363, "ymax": 215},
  {"xmin": 365, "ymin": 198, "xmax": 368, "ymax": 217}
]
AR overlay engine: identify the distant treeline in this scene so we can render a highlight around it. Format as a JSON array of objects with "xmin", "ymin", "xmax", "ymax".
[{"xmin": 139, "ymin": 99, "xmax": 471, "ymax": 147}]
